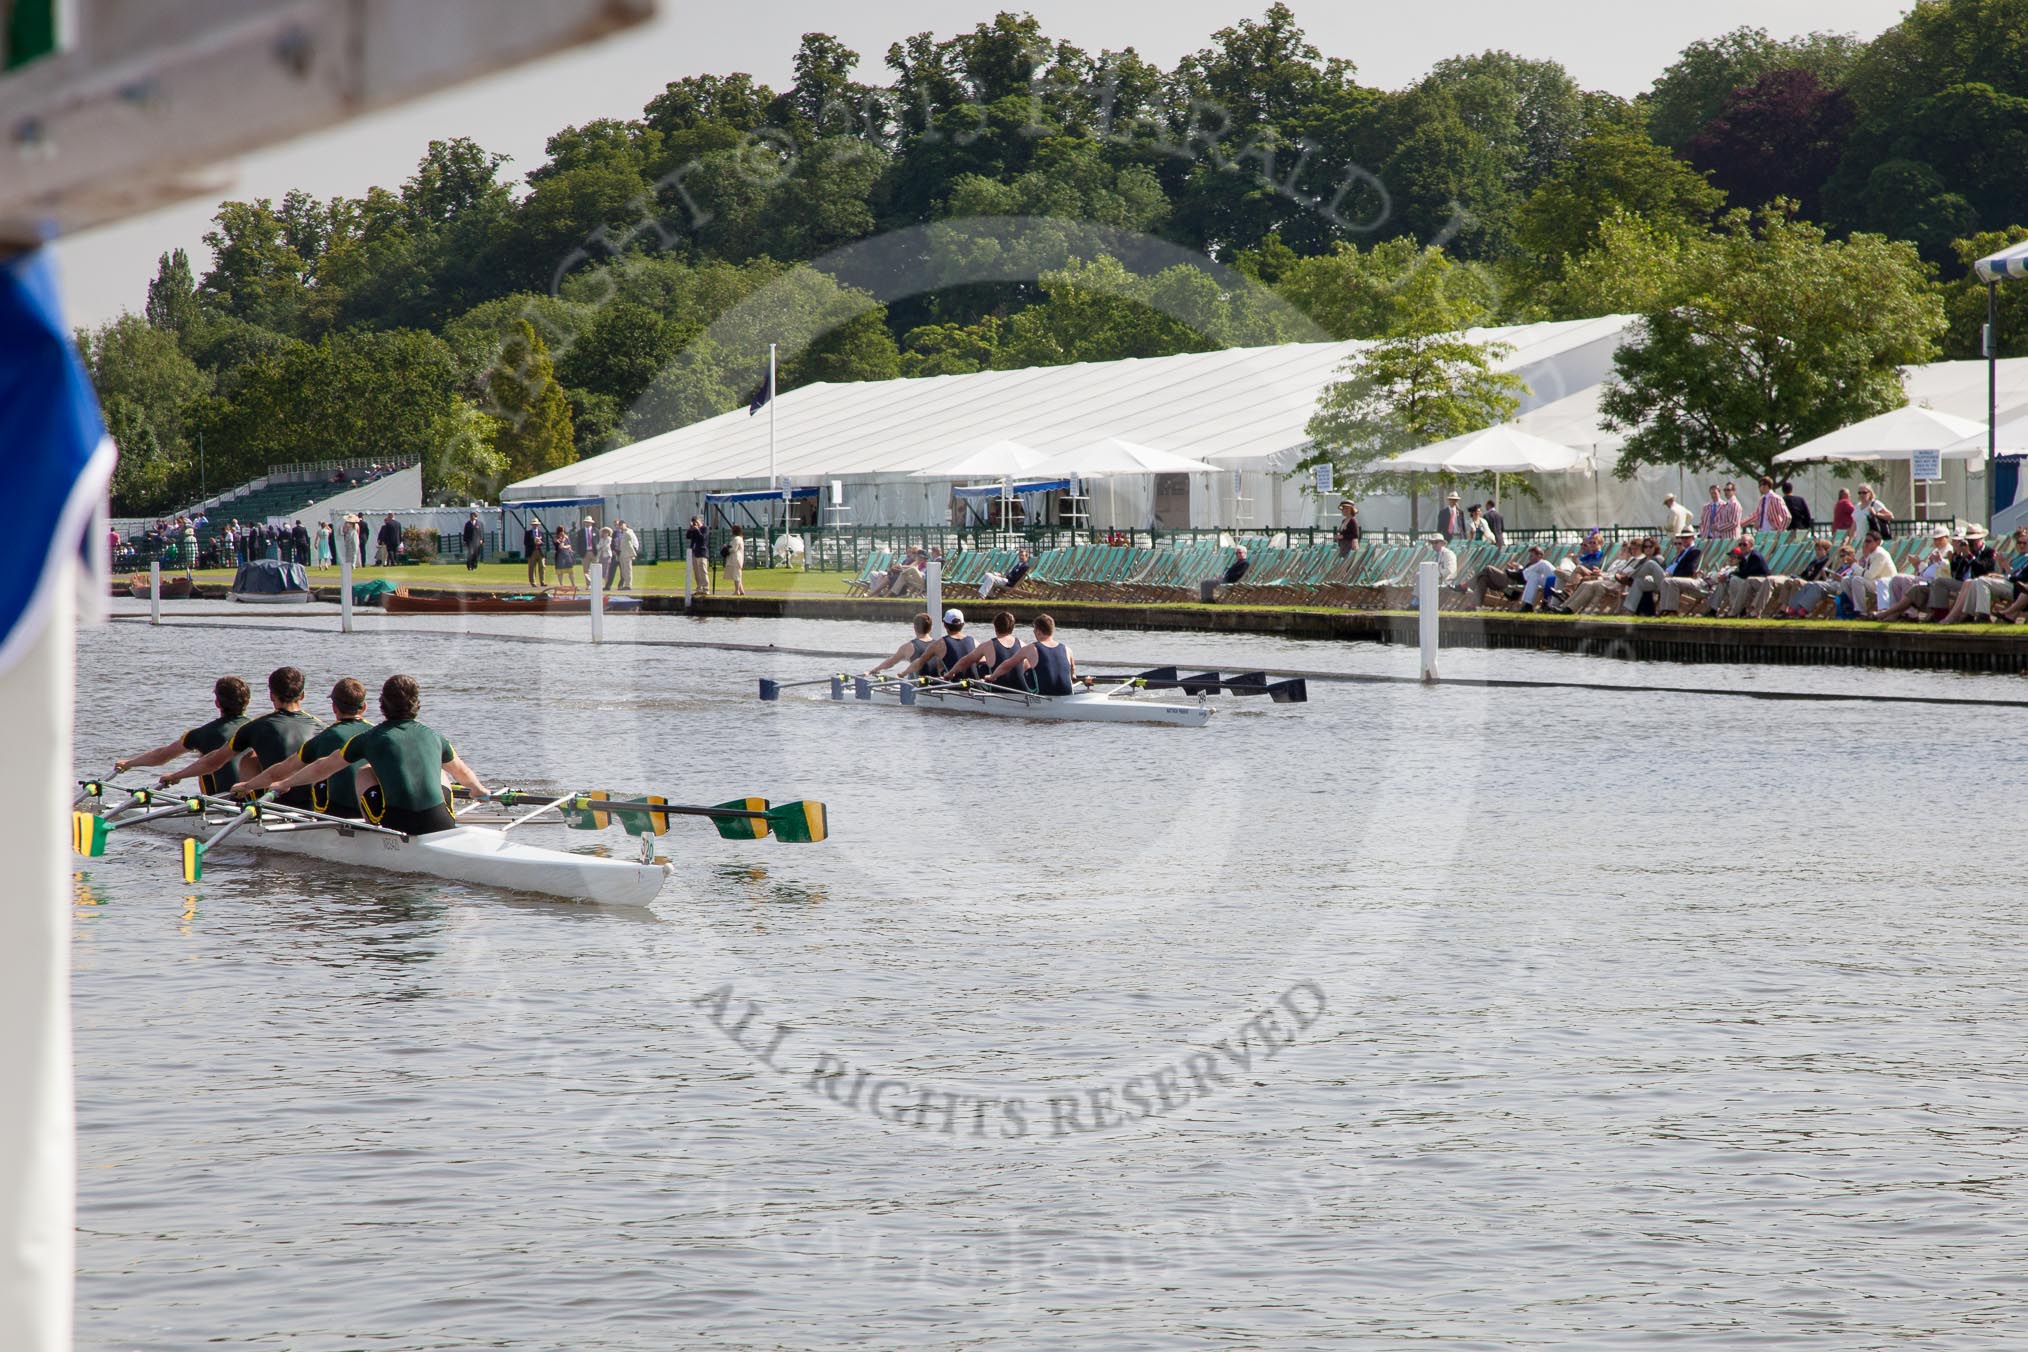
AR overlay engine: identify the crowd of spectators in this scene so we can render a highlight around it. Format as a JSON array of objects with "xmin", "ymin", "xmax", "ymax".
[{"xmin": 1439, "ymin": 479, "xmax": 2028, "ymax": 623}]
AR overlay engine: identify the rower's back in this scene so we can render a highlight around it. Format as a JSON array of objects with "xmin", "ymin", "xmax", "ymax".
[{"xmin": 1031, "ymin": 640, "xmax": 1073, "ymax": 696}]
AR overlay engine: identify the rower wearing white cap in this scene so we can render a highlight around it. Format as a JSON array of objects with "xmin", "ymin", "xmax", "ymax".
[
  {"xmin": 906, "ymin": 608, "xmax": 977, "ymax": 678},
  {"xmin": 945, "ymin": 610, "xmax": 1020, "ymax": 683}
]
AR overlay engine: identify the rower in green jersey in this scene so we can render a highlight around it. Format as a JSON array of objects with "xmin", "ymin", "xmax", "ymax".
[
  {"xmin": 162, "ymin": 667, "xmax": 321, "ymax": 806},
  {"xmin": 112, "ymin": 676, "xmax": 252, "ymax": 795},
  {"xmin": 263, "ymin": 674, "xmax": 489, "ymax": 835},
  {"xmin": 232, "ymin": 677, "xmax": 368, "ymax": 817}
]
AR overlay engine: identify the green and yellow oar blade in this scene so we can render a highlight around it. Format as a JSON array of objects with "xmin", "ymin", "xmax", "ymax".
[
  {"xmin": 72, "ymin": 812, "xmax": 109, "ymax": 857},
  {"xmin": 617, "ymin": 795, "xmax": 672, "ymax": 837},
  {"xmin": 765, "ymin": 800, "xmax": 827, "ymax": 844},
  {"xmin": 181, "ymin": 837, "xmax": 204, "ymax": 883},
  {"xmin": 711, "ymin": 797, "xmax": 770, "ymax": 841},
  {"xmin": 564, "ymin": 790, "xmax": 613, "ymax": 831}
]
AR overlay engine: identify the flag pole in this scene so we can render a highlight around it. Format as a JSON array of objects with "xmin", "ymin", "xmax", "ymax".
[{"xmin": 768, "ymin": 342, "xmax": 778, "ymax": 540}]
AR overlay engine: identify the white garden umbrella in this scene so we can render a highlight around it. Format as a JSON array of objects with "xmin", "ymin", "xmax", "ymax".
[
  {"xmin": 1940, "ymin": 411, "xmax": 2028, "ymax": 459},
  {"xmin": 913, "ymin": 438, "xmax": 1046, "ymax": 477},
  {"xmin": 1772, "ymin": 405, "xmax": 1988, "ymax": 463},
  {"xmin": 914, "ymin": 439, "xmax": 1047, "ymax": 539},
  {"xmin": 1026, "ymin": 439, "xmax": 1221, "ymax": 536},
  {"xmin": 1387, "ymin": 424, "xmax": 1594, "ymax": 527},
  {"xmin": 1387, "ymin": 424, "xmax": 1592, "ymax": 474},
  {"xmin": 1027, "ymin": 437, "xmax": 1223, "ymax": 477}
]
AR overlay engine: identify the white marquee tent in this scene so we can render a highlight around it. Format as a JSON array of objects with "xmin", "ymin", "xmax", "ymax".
[
  {"xmin": 505, "ymin": 319, "xmax": 2028, "ymax": 536},
  {"xmin": 504, "ymin": 316, "xmax": 1633, "ymax": 535}
]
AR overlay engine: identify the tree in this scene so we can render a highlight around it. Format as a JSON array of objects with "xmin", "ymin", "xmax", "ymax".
[
  {"xmin": 1513, "ymin": 121, "xmax": 1724, "ymax": 278},
  {"xmin": 1166, "ymin": 3, "xmax": 1354, "ymax": 134},
  {"xmin": 188, "ymin": 329, "xmax": 467, "ymax": 492},
  {"xmin": 1825, "ymin": 1, "xmax": 2028, "ymax": 259},
  {"xmin": 1274, "ymin": 237, "xmax": 1500, "ymax": 339},
  {"xmin": 144, "ymin": 248, "xmax": 199, "ymax": 337},
  {"xmin": 1685, "ymin": 69, "xmax": 1852, "ymax": 221},
  {"xmin": 1302, "ymin": 252, "xmax": 1525, "ymax": 525},
  {"xmin": 79, "ymin": 314, "xmax": 211, "ymax": 513},
  {"xmin": 1644, "ymin": 26, "xmax": 1863, "ymax": 152},
  {"xmin": 774, "ymin": 33, "xmax": 880, "ymax": 140},
  {"xmin": 899, "ymin": 317, "xmax": 1004, "ymax": 377},
  {"xmin": 1942, "ymin": 227, "xmax": 2028, "ymax": 358},
  {"xmin": 558, "ymin": 302, "xmax": 674, "ymax": 407},
  {"xmin": 1601, "ymin": 207, "xmax": 1946, "ymax": 483},
  {"xmin": 199, "ymin": 199, "xmax": 311, "ymax": 331},
  {"xmin": 401, "ymin": 138, "xmax": 513, "ymax": 227},
  {"xmin": 1415, "ymin": 51, "xmax": 1590, "ymax": 192},
  {"xmin": 488, "ymin": 320, "xmax": 577, "ymax": 481},
  {"xmin": 1534, "ymin": 207, "xmax": 1716, "ymax": 320},
  {"xmin": 436, "ymin": 401, "xmax": 508, "ymax": 502}
]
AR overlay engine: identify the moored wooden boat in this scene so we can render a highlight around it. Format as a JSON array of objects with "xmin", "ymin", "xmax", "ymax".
[
  {"xmin": 125, "ymin": 574, "xmax": 194, "ymax": 599},
  {"xmin": 383, "ymin": 589, "xmax": 644, "ymax": 615}
]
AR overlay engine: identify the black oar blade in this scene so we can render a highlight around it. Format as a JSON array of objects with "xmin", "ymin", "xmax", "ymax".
[
  {"xmin": 1181, "ymin": 671, "xmax": 1223, "ymax": 696},
  {"xmin": 1135, "ymin": 667, "xmax": 1181, "ymax": 690},
  {"xmin": 1228, "ymin": 671, "xmax": 1270, "ymax": 696},
  {"xmin": 758, "ymin": 678, "xmax": 781, "ymax": 701},
  {"xmin": 1266, "ymin": 678, "xmax": 1308, "ymax": 704}
]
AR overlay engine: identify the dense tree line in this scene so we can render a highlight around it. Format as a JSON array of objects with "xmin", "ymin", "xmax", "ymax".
[{"xmin": 88, "ymin": 1, "xmax": 2028, "ymax": 515}]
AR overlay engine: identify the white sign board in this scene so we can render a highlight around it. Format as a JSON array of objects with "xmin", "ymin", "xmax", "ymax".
[
  {"xmin": 1912, "ymin": 448, "xmax": 1943, "ymax": 482},
  {"xmin": 1314, "ymin": 463, "xmax": 1334, "ymax": 495}
]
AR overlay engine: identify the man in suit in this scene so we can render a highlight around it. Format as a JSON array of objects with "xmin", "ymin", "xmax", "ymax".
[
  {"xmin": 1658, "ymin": 529, "xmax": 1708, "ymax": 614},
  {"xmin": 1435, "ymin": 491, "xmax": 1468, "ymax": 540},
  {"xmin": 1718, "ymin": 535, "xmax": 1773, "ymax": 616},
  {"xmin": 1481, "ymin": 499, "xmax": 1505, "ymax": 546}
]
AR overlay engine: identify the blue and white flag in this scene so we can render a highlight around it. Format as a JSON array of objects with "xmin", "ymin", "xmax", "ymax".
[
  {"xmin": 0, "ymin": 252, "xmax": 115, "ymax": 676},
  {"xmin": 747, "ymin": 362, "xmax": 773, "ymax": 416}
]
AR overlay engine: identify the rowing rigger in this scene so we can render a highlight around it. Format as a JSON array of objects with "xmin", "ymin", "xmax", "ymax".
[{"xmin": 72, "ymin": 781, "xmax": 828, "ymax": 906}]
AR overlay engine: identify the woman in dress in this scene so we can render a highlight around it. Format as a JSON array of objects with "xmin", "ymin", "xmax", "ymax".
[
  {"xmin": 726, "ymin": 525, "xmax": 746, "ymax": 595},
  {"xmin": 554, "ymin": 523, "xmax": 577, "ymax": 588}
]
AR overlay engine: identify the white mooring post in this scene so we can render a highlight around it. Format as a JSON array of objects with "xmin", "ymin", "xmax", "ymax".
[
  {"xmin": 148, "ymin": 560, "xmax": 160, "ymax": 626},
  {"xmin": 589, "ymin": 549, "xmax": 604, "ymax": 643},
  {"xmin": 336, "ymin": 514, "xmax": 353, "ymax": 635},
  {"xmin": 1417, "ymin": 560, "xmax": 1439, "ymax": 682},
  {"xmin": 926, "ymin": 560, "xmax": 942, "ymax": 625}
]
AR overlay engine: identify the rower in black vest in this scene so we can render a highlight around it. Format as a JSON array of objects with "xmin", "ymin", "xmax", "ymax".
[
  {"xmin": 867, "ymin": 613, "xmax": 935, "ymax": 675},
  {"xmin": 906, "ymin": 607, "xmax": 976, "ymax": 678},
  {"xmin": 985, "ymin": 613, "xmax": 1080, "ymax": 696},
  {"xmin": 946, "ymin": 611, "xmax": 1020, "ymax": 684}
]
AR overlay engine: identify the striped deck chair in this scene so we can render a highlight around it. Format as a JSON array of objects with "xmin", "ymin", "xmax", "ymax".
[
  {"xmin": 1290, "ymin": 545, "xmax": 1364, "ymax": 605},
  {"xmin": 1079, "ymin": 545, "xmax": 1151, "ymax": 598},
  {"xmin": 844, "ymin": 550, "xmax": 892, "ymax": 596},
  {"xmin": 1217, "ymin": 546, "xmax": 1292, "ymax": 604},
  {"xmin": 1327, "ymin": 543, "xmax": 1411, "ymax": 609},
  {"xmin": 1117, "ymin": 544, "xmax": 1201, "ymax": 603},
  {"xmin": 1127, "ymin": 544, "xmax": 1217, "ymax": 603}
]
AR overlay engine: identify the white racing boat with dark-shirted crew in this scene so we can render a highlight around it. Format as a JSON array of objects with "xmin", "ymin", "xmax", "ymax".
[
  {"xmin": 760, "ymin": 611, "xmax": 1305, "ymax": 727},
  {"xmin": 758, "ymin": 666, "xmax": 1306, "ymax": 727}
]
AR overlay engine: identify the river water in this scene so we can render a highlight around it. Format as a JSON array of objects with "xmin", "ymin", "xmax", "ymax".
[{"xmin": 71, "ymin": 607, "xmax": 2028, "ymax": 1349}]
